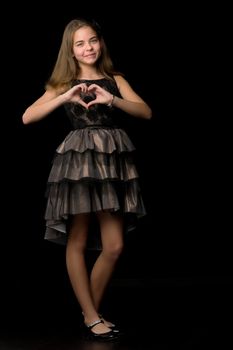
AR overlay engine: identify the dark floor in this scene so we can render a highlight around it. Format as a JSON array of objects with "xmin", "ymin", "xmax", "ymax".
[{"xmin": 1, "ymin": 275, "xmax": 232, "ymax": 349}]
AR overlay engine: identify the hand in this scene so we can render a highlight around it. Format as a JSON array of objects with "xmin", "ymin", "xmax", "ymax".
[
  {"xmin": 63, "ymin": 83, "xmax": 89, "ymax": 109},
  {"xmin": 86, "ymin": 84, "xmax": 113, "ymax": 108}
]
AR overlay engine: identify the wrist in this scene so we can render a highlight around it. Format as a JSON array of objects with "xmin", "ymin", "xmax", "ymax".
[
  {"xmin": 107, "ymin": 94, "xmax": 115, "ymax": 108},
  {"xmin": 60, "ymin": 93, "xmax": 69, "ymax": 104}
]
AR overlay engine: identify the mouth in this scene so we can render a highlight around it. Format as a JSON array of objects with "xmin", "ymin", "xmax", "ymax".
[{"xmin": 85, "ymin": 54, "xmax": 96, "ymax": 58}]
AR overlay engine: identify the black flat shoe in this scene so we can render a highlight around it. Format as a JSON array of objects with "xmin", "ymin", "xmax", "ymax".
[
  {"xmin": 84, "ymin": 319, "xmax": 119, "ymax": 342},
  {"xmin": 99, "ymin": 314, "xmax": 123, "ymax": 335}
]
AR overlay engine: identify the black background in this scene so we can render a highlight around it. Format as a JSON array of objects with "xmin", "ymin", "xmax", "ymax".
[{"xmin": 1, "ymin": 1, "xmax": 231, "ymax": 335}]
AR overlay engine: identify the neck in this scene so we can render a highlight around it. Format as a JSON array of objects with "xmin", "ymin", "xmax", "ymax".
[{"xmin": 78, "ymin": 67, "xmax": 103, "ymax": 80}]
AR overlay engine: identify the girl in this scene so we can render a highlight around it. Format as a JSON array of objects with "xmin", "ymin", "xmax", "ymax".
[{"xmin": 22, "ymin": 18, "xmax": 152, "ymax": 341}]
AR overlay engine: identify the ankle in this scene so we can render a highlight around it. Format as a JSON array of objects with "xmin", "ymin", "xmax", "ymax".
[{"xmin": 82, "ymin": 311, "xmax": 101, "ymax": 325}]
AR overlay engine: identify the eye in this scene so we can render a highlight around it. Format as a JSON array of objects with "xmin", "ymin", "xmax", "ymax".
[{"xmin": 90, "ymin": 38, "xmax": 98, "ymax": 44}]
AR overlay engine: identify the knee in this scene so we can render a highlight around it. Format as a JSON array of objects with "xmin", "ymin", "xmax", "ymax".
[
  {"xmin": 67, "ymin": 235, "xmax": 86, "ymax": 254},
  {"xmin": 103, "ymin": 242, "xmax": 124, "ymax": 261}
]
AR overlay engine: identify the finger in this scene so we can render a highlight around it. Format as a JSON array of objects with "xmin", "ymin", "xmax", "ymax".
[
  {"xmin": 87, "ymin": 100, "xmax": 98, "ymax": 108},
  {"xmin": 74, "ymin": 83, "xmax": 87, "ymax": 92},
  {"xmin": 81, "ymin": 84, "xmax": 88, "ymax": 92},
  {"xmin": 77, "ymin": 99, "xmax": 89, "ymax": 109},
  {"xmin": 87, "ymin": 84, "xmax": 99, "ymax": 92}
]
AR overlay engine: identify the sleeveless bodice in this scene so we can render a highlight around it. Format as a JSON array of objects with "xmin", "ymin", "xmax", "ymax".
[{"xmin": 64, "ymin": 78, "xmax": 121, "ymax": 129}]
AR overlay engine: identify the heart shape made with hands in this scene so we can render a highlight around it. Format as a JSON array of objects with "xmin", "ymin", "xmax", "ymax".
[
  {"xmin": 77, "ymin": 86, "xmax": 98, "ymax": 109},
  {"xmin": 80, "ymin": 91, "xmax": 96, "ymax": 104},
  {"xmin": 72, "ymin": 84, "xmax": 104, "ymax": 109}
]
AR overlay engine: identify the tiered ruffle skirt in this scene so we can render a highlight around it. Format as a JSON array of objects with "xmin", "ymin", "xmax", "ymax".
[{"xmin": 44, "ymin": 127, "xmax": 146, "ymax": 247}]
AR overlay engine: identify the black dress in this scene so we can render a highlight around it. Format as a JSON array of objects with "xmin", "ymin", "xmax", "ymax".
[{"xmin": 44, "ymin": 78, "xmax": 146, "ymax": 248}]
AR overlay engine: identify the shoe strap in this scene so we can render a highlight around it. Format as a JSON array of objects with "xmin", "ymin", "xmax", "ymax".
[
  {"xmin": 99, "ymin": 314, "xmax": 116, "ymax": 328},
  {"xmin": 86, "ymin": 319, "xmax": 103, "ymax": 329}
]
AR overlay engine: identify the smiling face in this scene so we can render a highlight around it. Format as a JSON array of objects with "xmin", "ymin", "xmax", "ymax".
[{"xmin": 73, "ymin": 25, "xmax": 102, "ymax": 68}]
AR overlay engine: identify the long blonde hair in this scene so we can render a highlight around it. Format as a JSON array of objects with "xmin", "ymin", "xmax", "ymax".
[{"xmin": 46, "ymin": 18, "xmax": 121, "ymax": 92}]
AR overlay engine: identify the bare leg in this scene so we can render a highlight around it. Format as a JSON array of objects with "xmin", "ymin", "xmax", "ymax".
[
  {"xmin": 66, "ymin": 213, "xmax": 111, "ymax": 334},
  {"xmin": 90, "ymin": 212, "xmax": 124, "ymax": 319}
]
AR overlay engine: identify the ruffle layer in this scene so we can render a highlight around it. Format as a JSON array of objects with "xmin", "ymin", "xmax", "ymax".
[
  {"xmin": 56, "ymin": 128, "xmax": 136, "ymax": 154},
  {"xmin": 45, "ymin": 179, "xmax": 145, "ymax": 220},
  {"xmin": 44, "ymin": 179, "xmax": 146, "ymax": 246},
  {"xmin": 48, "ymin": 151, "xmax": 138, "ymax": 183}
]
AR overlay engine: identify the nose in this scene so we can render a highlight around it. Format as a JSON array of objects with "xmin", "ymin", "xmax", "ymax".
[{"xmin": 86, "ymin": 42, "xmax": 93, "ymax": 50}]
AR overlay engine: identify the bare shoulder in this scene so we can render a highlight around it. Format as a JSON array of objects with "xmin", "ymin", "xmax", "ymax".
[
  {"xmin": 32, "ymin": 88, "xmax": 59, "ymax": 106},
  {"xmin": 42, "ymin": 88, "xmax": 60, "ymax": 100},
  {"xmin": 113, "ymin": 75, "xmax": 144, "ymax": 102},
  {"xmin": 113, "ymin": 75, "xmax": 130, "ymax": 89}
]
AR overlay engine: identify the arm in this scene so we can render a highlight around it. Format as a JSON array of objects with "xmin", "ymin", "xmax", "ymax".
[
  {"xmin": 22, "ymin": 84, "xmax": 89, "ymax": 124},
  {"xmin": 22, "ymin": 89, "xmax": 67, "ymax": 125},
  {"xmin": 113, "ymin": 75, "xmax": 152, "ymax": 120}
]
